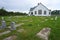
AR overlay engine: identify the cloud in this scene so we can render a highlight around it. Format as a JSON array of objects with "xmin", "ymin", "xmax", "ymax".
[
  {"xmin": 0, "ymin": 0, "xmax": 60, "ymax": 12},
  {"xmin": 35, "ymin": 0, "xmax": 60, "ymax": 10}
]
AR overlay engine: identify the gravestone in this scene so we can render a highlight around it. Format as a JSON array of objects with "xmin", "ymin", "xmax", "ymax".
[
  {"xmin": 10, "ymin": 22, "xmax": 16, "ymax": 30},
  {"xmin": 36, "ymin": 27, "xmax": 51, "ymax": 40},
  {"xmin": 2, "ymin": 17, "xmax": 4, "ymax": 21},
  {"xmin": 1, "ymin": 20, "xmax": 6, "ymax": 29},
  {"xmin": 55, "ymin": 16, "xmax": 57, "ymax": 20}
]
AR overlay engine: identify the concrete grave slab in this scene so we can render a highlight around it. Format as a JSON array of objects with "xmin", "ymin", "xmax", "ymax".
[
  {"xmin": 36, "ymin": 27, "xmax": 51, "ymax": 40},
  {"xmin": 3, "ymin": 35, "xmax": 17, "ymax": 40}
]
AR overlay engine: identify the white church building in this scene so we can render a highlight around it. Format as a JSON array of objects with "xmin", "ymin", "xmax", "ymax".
[{"xmin": 29, "ymin": 3, "xmax": 51, "ymax": 16}]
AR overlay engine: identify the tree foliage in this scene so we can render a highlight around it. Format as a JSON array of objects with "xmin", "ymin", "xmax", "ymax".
[
  {"xmin": 51, "ymin": 10, "xmax": 60, "ymax": 15},
  {"xmin": 0, "ymin": 8, "xmax": 28, "ymax": 16}
]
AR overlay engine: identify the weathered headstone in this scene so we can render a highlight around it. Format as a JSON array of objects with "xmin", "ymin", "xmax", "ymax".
[
  {"xmin": 1, "ymin": 20, "xmax": 6, "ymax": 29},
  {"xmin": 10, "ymin": 22, "xmax": 16, "ymax": 30},
  {"xmin": 36, "ymin": 27, "xmax": 51, "ymax": 40},
  {"xmin": 2, "ymin": 17, "xmax": 4, "ymax": 21},
  {"xmin": 55, "ymin": 16, "xmax": 57, "ymax": 20}
]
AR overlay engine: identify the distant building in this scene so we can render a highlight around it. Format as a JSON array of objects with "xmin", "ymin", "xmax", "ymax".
[{"xmin": 29, "ymin": 3, "xmax": 51, "ymax": 16}]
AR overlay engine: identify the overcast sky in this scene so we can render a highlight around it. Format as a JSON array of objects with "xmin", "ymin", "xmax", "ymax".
[{"xmin": 0, "ymin": 0, "xmax": 60, "ymax": 13}]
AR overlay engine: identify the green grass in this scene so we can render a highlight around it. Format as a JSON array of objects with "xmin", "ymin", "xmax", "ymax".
[{"xmin": 0, "ymin": 16, "xmax": 60, "ymax": 40}]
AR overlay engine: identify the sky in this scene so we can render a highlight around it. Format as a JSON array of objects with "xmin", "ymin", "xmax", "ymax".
[{"xmin": 0, "ymin": 0, "xmax": 60, "ymax": 13}]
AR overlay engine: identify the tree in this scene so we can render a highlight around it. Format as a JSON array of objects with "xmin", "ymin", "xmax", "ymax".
[
  {"xmin": 0, "ymin": 7, "xmax": 7, "ymax": 16},
  {"xmin": 0, "ymin": 7, "xmax": 28, "ymax": 16},
  {"xmin": 51, "ymin": 10, "xmax": 60, "ymax": 15}
]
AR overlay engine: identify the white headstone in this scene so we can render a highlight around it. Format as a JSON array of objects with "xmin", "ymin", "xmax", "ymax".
[
  {"xmin": 2, "ymin": 17, "xmax": 4, "ymax": 21},
  {"xmin": 55, "ymin": 16, "xmax": 57, "ymax": 20},
  {"xmin": 10, "ymin": 22, "xmax": 16, "ymax": 30},
  {"xmin": 1, "ymin": 21, "xmax": 6, "ymax": 29},
  {"xmin": 36, "ymin": 27, "xmax": 51, "ymax": 40}
]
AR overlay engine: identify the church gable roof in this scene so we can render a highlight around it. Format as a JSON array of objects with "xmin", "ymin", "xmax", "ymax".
[
  {"xmin": 30, "ymin": 6, "xmax": 37, "ymax": 11},
  {"xmin": 30, "ymin": 3, "xmax": 49, "ymax": 11}
]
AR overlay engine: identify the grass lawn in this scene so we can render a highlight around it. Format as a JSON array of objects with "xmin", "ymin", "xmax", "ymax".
[{"xmin": 0, "ymin": 16, "xmax": 60, "ymax": 40}]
